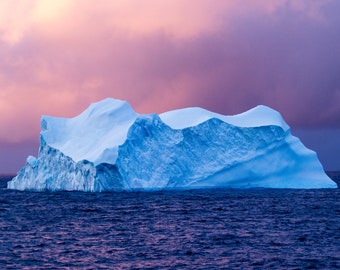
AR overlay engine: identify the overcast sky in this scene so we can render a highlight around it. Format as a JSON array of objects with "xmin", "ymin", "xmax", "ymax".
[{"xmin": 0, "ymin": 0, "xmax": 339, "ymax": 174}]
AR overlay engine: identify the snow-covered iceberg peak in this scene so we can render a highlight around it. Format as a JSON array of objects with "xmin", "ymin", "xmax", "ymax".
[
  {"xmin": 40, "ymin": 98, "xmax": 138, "ymax": 165},
  {"xmin": 7, "ymin": 98, "xmax": 337, "ymax": 191},
  {"xmin": 159, "ymin": 105, "xmax": 290, "ymax": 131}
]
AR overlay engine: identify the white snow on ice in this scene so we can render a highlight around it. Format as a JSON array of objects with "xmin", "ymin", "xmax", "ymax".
[
  {"xmin": 160, "ymin": 105, "xmax": 290, "ymax": 131},
  {"xmin": 41, "ymin": 99, "xmax": 138, "ymax": 165},
  {"xmin": 41, "ymin": 98, "xmax": 289, "ymax": 165}
]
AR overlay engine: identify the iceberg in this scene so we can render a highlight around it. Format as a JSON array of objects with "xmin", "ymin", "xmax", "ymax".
[{"xmin": 7, "ymin": 98, "xmax": 337, "ymax": 191}]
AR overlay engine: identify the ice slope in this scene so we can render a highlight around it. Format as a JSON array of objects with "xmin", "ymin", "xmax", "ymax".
[{"xmin": 7, "ymin": 98, "xmax": 337, "ymax": 191}]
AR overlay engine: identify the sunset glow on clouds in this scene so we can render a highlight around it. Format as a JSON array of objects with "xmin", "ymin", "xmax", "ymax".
[{"xmin": 0, "ymin": 0, "xmax": 340, "ymax": 172}]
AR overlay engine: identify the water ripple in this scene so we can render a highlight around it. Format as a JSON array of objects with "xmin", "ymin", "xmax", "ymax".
[{"xmin": 1, "ymin": 175, "xmax": 340, "ymax": 269}]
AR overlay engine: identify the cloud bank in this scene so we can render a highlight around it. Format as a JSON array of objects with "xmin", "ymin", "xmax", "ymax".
[{"xmin": 0, "ymin": 0, "xmax": 339, "ymax": 172}]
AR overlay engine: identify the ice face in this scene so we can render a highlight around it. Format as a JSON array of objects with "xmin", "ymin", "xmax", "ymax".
[{"xmin": 7, "ymin": 98, "xmax": 337, "ymax": 191}]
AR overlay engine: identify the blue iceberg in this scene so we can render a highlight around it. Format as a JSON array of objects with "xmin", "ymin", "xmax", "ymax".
[{"xmin": 7, "ymin": 98, "xmax": 336, "ymax": 191}]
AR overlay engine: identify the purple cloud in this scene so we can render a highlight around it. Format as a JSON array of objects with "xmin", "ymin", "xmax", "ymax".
[{"xmin": 0, "ymin": 0, "xmax": 339, "ymax": 173}]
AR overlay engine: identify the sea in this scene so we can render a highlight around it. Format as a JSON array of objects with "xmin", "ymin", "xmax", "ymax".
[{"xmin": 1, "ymin": 173, "xmax": 340, "ymax": 269}]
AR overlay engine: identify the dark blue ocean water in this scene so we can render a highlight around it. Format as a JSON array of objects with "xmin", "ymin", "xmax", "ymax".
[{"xmin": 1, "ymin": 174, "xmax": 340, "ymax": 269}]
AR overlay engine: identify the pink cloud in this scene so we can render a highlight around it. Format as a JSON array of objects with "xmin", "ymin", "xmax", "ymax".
[{"xmin": 0, "ymin": 0, "xmax": 339, "ymax": 144}]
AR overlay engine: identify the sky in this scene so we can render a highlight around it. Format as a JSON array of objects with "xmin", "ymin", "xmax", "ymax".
[{"xmin": 0, "ymin": 0, "xmax": 339, "ymax": 174}]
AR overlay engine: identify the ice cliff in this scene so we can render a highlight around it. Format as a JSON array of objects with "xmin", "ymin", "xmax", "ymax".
[{"xmin": 7, "ymin": 98, "xmax": 337, "ymax": 191}]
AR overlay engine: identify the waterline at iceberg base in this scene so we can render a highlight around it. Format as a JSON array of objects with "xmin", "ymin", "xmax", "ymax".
[{"xmin": 7, "ymin": 98, "xmax": 336, "ymax": 191}]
